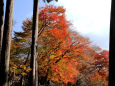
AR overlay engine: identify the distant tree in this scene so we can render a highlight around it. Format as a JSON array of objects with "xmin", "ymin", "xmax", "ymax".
[
  {"xmin": 94, "ymin": 50, "xmax": 109, "ymax": 80},
  {"xmin": 0, "ymin": 0, "xmax": 14, "ymax": 86}
]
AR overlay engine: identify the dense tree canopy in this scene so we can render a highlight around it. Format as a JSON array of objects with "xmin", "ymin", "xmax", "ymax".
[{"xmin": 9, "ymin": 5, "xmax": 109, "ymax": 86}]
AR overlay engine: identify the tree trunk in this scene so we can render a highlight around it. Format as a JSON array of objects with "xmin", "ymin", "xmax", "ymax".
[
  {"xmin": 109, "ymin": 0, "xmax": 115, "ymax": 86},
  {"xmin": 0, "ymin": 0, "xmax": 4, "ymax": 64},
  {"xmin": 0, "ymin": 0, "xmax": 14, "ymax": 86},
  {"xmin": 35, "ymin": 58, "xmax": 38, "ymax": 86},
  {"xmin": 20, "ymin": 76, "xmax": 23, "ymax": 86},
  {"xmin": 30, "ymin": 0, "xmax": 39, "ymax": 86}
]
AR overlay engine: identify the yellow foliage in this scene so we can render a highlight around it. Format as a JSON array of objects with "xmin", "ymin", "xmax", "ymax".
[
  {"xmin": 26, "ymin": 68, "xmax": 31, "ymax": 72},
  {"xmin": 50, "ymin": 55, "xmax": 55, "ymax": 59},
  {"xmin": 12, "ymin": 66, "xmax": 17, "ymax": 70},
  {"xmin": 21, "ymin": 72, "xmax": 27, "ymax": 76}
]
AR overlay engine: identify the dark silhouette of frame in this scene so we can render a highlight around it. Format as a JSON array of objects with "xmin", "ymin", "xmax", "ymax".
[{"xmin": 109, "ymin": 0, "xmax": 115, "ymax": 86}]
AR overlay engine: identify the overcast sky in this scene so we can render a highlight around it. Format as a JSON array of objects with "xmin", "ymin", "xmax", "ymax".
[
  {"xmin": 5, "ymin": 0, "xmax": 111, "ymax": 50},
  {"xmin": 54, "ymin": 0, "xmax": 111, "ymax": 50}
]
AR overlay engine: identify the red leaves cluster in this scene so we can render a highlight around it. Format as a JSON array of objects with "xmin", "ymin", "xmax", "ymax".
[
  {"xmin": 95, "ymin": 50, "xmax": 109, "ymax": 64},
  {"xmin": 49, "ymin": 28, "xmax": 69, "ymax": 39},
  {"xmin": 39, "ymin": 5, "xmax": 71, "ymax": 29},
  {"xmin": 48, "ymin": 58, "xmax": 78, "ymax": 84}
]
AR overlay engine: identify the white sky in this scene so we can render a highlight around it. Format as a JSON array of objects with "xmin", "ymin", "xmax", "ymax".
[{"xmin": 52, "ymin": 0, "xmax": 111, "ymax": 50}]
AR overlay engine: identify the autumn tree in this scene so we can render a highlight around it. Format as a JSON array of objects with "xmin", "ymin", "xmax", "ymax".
[
  {"xmin": 35, "ymin": 5, "xmax": 78, "ymax": 85},
  {"xmin": 11, "ymin": 5, "xmax": 78, "ymax": 85},
  {"xmin": 38, "ymin": 29, "xmax": 92, "ymax": 85},
  {"xmin": 80, "ymin": 50, "xmax": 109, "ymax": 86},
  {"xmin": 10, "ymin": 4, "xmax": 109, "ymax": 86},
  {"xmin": 9, "ymin": 28, "xmax": 32, "ymax": 86},
  {"xmin": 74, "ymin": 46, "xmax": 109, "ymax": 86},
  {"xmin": 16, "ymin": 5, "xmax": 91, "ymax": 85}
]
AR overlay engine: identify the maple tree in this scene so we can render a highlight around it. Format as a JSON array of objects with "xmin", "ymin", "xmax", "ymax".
[
  {"xmin": 37, "ymin": 5, "xmax": 79, "ymax": 85},
  {"xmin": 8, "ymin": 5, "xmax": 109, "ymax": 86},
  {"xmin": 10, "ymin": 5, "xmax": 78, "ymax": 85}
]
